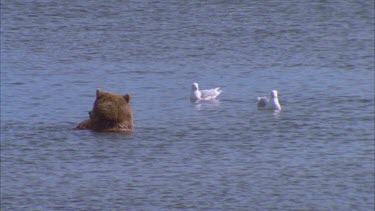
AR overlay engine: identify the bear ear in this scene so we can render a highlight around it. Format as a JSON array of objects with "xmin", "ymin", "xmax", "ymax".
[
  {"xmin": 96, "ymin": 88, "xmax": 103, "ymax": 98},
  {"xmin": 123, "ymin": 94, "xmax": 131, "ymax": 103}
]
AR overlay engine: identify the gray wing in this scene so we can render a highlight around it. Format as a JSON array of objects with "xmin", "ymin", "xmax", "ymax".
[{"xmin": 200, "ymin": 88, "xmax": 221, "ymax": 99}]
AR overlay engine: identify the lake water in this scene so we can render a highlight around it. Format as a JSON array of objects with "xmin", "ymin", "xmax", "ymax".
[{"xmin": 1, "ymin": 0, "xmax": 374, "ymax": 210}]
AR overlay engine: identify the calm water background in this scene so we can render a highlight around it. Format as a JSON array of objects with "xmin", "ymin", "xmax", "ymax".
[{"xmin": 1, "ymin": 0, "xmax": 374, "ymax": 210}]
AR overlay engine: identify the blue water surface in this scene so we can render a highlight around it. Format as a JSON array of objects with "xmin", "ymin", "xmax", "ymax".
[{"xmin": 1, "ymin": 1, "xmax": 374, "ymax": 210}]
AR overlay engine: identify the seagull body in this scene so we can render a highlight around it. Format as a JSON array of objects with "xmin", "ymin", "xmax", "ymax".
[
  {"xmin": 257, "ymin": 90, "xmax": 281, "ymax": 111},
  {"xmin": 190, "ymin": 83, "xmax": 222, "ymax": 101}
]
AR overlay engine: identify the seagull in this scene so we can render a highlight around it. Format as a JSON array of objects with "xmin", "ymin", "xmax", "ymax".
[
  {"xmin": 257, "ymin": 90, "xmax": 282, "ymax": 111},
  {"xmin": 190, "ymin": 82, "xmax": 222, "ymax": 101}
]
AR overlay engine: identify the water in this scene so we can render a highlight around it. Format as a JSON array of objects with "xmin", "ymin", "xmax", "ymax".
[{"xmin": 1, "ymin": 0, "xmax": 374, "ymax": 210}]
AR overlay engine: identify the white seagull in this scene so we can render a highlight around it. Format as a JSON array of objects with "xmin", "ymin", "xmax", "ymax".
[
  {"xmin": 257, "ymin": 90, "xmax": 282, "ymax": 111},
  {"xmin": 190, "ymin": 82, "xmax": 222, "ymax": 101}
]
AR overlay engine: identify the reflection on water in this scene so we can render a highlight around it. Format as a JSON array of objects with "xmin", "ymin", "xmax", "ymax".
[
  {"xmin": 272, "ymin": 110, "xmax": 282, "ymax": 119},
  {"xmin": 191, "ymin": 99, "xmax": 221, "ymax": 111}
]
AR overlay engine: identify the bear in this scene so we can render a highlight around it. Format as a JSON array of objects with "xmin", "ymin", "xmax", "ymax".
[{"xmin": 76, "ymin": 88, "xmax": 133, "ymax": 132}]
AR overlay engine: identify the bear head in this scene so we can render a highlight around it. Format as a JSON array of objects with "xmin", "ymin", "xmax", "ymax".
[{"xmin": 76, "ymin": 88, "xmax": 133, "ymax": 132}]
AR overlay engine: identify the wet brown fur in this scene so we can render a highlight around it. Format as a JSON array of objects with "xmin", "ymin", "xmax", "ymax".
[{"xmin": 76, "ymin": 89, "xmax": 133, "ymax": 132}]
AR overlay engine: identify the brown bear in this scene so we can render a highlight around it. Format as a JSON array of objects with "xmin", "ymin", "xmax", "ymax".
[{"xmin": 76, "ymin": 88, "xmax": 133, "ymax": 132}]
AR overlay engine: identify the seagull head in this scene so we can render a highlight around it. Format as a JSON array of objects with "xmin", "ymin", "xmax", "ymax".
[
  {"xmin": 271, "ymin": 90, "xmax": 278, "ymax": 98},
  {"xmin": 192, "ymin": 83, "xmax": 199, "ymax": 91}
]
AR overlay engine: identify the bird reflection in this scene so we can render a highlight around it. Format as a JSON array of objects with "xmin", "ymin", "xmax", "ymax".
[{"xmin": 191, "ymin": 98, "xmax": 221, "ymax": 111}]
